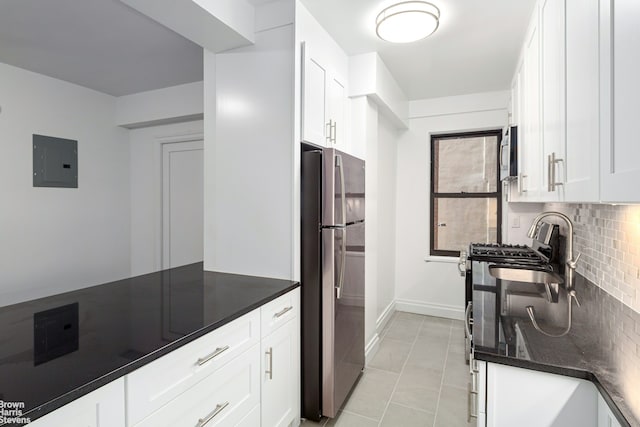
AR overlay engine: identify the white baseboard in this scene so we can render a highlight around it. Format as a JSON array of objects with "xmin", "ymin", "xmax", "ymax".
[
  {"xmin": 376, "ymin": 300, "xmax": 396, "ymax": 336},
  {"xmin": 394, "ymin": 299, "xmax": 464, "ymax": 320},
  {"xmin": 364, "ymin": 333, "xmax": 380, "ymax": 365}
]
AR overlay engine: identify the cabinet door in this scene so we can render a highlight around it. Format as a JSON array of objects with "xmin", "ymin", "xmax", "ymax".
[
  {"xmin": 520, "ymin": 7, "xmax": 543, "ymax": 200},
  {"xmin": 540, "ymin": 0, "xmax": 566, "ymax": 201},
  {"xmin": 28, "ymin": 379, "xmax": 125, "ymax": 427},
  {"xmin": 600, "ymin": 0, "xmax": 640, "ymax": 202},
  {"xmin": 328, "ymin": 74, "xmax": 347, "ymax": 152},
  {"xmin": 301, "ymin": 42, "xmax": 328, "ymax": 147},
  {"xmin": 564, "ymin": 0, "xmax": 600, "ymax": 202},
  {"xmin": 262, "ymin": 318, "xmax": 300, "ymax": 427},
  {"xmin": 486, "ymin": 363, "xmax": 597, "ymax": 427}
]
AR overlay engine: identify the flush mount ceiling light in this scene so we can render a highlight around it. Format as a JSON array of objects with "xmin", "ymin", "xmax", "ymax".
[{"xmin": 376, "ymin": 1, "xmax": 440, "ymax": 43}]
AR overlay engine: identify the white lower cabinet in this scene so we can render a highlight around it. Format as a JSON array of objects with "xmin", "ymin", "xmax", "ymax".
[
  {"xmin": 262, "ymin": 316, "xmax": 299, "ymax": 427},
  {"xmin": 128, "ymin": 287, "xmax": 300, "ymax": 427},
  {"xmin": 477, "ymin": 361, "xmax": 625, "ymax": 427},
  {"xmin": 28, "ymin": 378, "xmax": 125, "ymax": 427},
  {"xmin": 261, "ymin": 288, "xmax": 301, "ymax": 427}
]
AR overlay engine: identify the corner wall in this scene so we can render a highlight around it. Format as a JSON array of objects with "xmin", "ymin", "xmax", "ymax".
[{"xmin": 0, "ymin": 62, "xmax": 131, "ymax": 306}]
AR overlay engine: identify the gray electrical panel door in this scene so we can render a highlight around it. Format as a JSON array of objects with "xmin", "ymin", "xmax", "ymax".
[{"xmin": 33, "ymin": 134, "xmax": 78, "ymax": 188}]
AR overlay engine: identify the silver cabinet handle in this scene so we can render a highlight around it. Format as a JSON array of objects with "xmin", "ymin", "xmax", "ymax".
[
  {"xmin": 547, "ymin": 152, "xmax": 564, "ymax": 192},
  {"xmin": 196, "ymin": 345, "xmax": 230, "ymax": 366},
  {"xmin": 326, "ymin": 120, "xmax": 333, "ymax": 143},
  {"xmin": 196, "ymin": 401, "xmax": 229, "ymax": 427},
  {"xmin": 274, "ymin": 306, "xmax": 293, "ymax": 318},
  {"xmin": 265, "ymin": 347, "xmax": 273, "ymax": 380},
  {"xmin": 331, "ymin": 121, "xmax": 337, "ymax": 143}
]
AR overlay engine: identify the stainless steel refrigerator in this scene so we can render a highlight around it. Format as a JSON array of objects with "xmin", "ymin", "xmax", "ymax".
[{"xmin": 301, "ymin": 146, "xmax": 365, "ymax": 421}]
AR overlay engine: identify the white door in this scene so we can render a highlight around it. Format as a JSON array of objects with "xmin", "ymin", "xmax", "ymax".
[{"xmin": 162, "ymin": 141, "xmax": 204, "ymax": 269}]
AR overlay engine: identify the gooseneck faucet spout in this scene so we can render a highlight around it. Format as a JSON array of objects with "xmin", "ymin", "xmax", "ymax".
[{"xmin": 526, "ymin": 211, "xmax": 581, "ymax": 287}]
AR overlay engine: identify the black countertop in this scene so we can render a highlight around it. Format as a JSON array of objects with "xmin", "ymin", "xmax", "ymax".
[
  {"xmin": 0, "ymin": 263, "xmax": 299, "ymax": 425},
  {"xmin": 473, "ymin": 272, "xmax": 640, "ymax": 427}
]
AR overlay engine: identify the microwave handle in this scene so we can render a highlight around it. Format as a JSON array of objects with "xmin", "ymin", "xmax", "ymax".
[{"xmin": 499, "ymin": 143, "xmax": 506, "ymax": 168}]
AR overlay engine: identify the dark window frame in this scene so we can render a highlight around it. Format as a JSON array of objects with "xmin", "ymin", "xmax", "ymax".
[{"xmin": 430, "ymin": 129, "xmax": 503, "ymax": 257}]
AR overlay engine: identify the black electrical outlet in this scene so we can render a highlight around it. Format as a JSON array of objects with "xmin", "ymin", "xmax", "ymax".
[{"xmin": 33, "ymin": 302, "xmax": 79, "ymax": 366}]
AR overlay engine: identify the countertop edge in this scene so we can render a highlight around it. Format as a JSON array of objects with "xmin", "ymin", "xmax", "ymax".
[
  {"xmin": 474, "ymin": 350, "xmax": 632, "ymax": 427},
  {"xmin": 18, "ymin": 282, "xmax": 300, "ymax": 425}
]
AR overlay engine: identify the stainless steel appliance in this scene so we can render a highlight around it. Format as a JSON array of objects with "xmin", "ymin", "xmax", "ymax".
[
  {"xmin": 459, "ymin": 228, "xmax": 559, "ymax": 362},
  {"xmin": 301, "ymin": 146, "xmax": 365, "ymax": 421},
  {"xmin": 499, "ymin": 126, "xmax": 518, "ymax": 181}
]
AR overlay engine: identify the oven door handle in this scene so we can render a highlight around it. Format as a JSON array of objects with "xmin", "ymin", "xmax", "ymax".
[{"xmin": 464, "ymin": 301, "xmax": 473, "ymax": 338}]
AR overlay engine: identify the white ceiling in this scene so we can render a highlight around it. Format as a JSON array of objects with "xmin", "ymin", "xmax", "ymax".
[
  {"xmin": 300, "ymin": 0, "xmax": 537, "ymax": 100},
  {"xmin": 0, "ymin": 0, "xmax": 203, "ymax": 96},
  {"xmin": 0, "ymin": 0, "xmax": 536, "ymax": 100}
]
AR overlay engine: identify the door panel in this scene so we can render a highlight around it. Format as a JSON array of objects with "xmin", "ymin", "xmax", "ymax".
[{"xmin": 162, "ymin": 141, "xmax": 204, "ymax": 269}]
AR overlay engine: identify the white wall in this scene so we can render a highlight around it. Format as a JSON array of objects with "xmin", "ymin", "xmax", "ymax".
[
  {"xmin": 376, "ymin": 113, "xmax": 398, "ymax": 321},
  {"xmin": 0, "ymin": 62, "xmax": 130, "ymax": 306},
  {"xmin": 394, "ymin": 91, "xmax": 509, "ymax": 319},
  {"xmin": 129, "ymin": 120, "xmax": 204, "ymax": 276},
  {"xmin": 204, "ymin": 1, "xmax": 295, "ymax": 279}
]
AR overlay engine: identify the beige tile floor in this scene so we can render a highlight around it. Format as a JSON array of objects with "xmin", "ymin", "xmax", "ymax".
[{"xmin": 302, "ymin": 311, "xmax": 472, "ymax": 427}]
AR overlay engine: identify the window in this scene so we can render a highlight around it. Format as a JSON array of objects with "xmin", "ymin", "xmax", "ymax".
[{"xmin": 430, "ymin": 130, "xmax": 502, "ymax": 256}]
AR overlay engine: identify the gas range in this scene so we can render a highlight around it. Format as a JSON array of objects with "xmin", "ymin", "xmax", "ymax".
[{"xmin": 468, "ymin": 243, "xmax": 548, "ymax": 266}]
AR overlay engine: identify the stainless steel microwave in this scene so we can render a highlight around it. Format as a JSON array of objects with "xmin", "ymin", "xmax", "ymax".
[{"xmin": 500, "ymin": 126, "xmax": 518, "ymax": 181}]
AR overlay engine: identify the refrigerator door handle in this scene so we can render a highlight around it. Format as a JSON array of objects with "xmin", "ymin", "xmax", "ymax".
[
  {"xmin": 335, "ymin": 154, "xmax": 347, "ymax": 227},
  {"xmin": 336, "ymin": 228, "xmax": 346, "ymax": 299}
]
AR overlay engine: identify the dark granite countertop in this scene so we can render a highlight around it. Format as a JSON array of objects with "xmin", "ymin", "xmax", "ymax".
[
  {"xmin": 0, "ymin": 263, "xmax": 299, "ymax": 425},
  {"xmin": 473, "ymin": 273, "xmax": 640, "ymax": 427}
]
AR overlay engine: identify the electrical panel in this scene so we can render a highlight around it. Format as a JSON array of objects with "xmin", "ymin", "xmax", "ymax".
[{"xmin": 33, "ymin": 134, "xmax": 78, "ymax": 188}]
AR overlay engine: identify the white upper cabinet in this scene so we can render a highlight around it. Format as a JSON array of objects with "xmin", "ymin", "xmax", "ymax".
[
  {"xmin": 600, "ymin": 0, "xmax": 640, "ymax": 203},
  {"xmin": 302, "ymin": 42, "xmax": 328, "ymax": 147},
  {"xmin": 301, "ymin": 42, "xmax": 349, "ymax": 152},
  {"xmin": 511, "ymin": 0, "xmax": 610, "ymax": 203},
  {"xmin": 518, "ymin": 6, "xmax": 543, "ymax": 200},
  {"xmin": 564, "ymin": 0, "xmax": 600, "ymax": 202},
  {"xmin": 540, "ymin": 0, "xmax": 566, "ymax": 202}
]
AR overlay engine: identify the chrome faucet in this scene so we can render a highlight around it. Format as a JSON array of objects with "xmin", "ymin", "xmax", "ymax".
[
  {"xmin": 526, "ymin": 211, "xmax": 581, "ymax": 337},
  {"xmin": 526, "ymin": 211, "xmax": 581, "ymax": 286}
]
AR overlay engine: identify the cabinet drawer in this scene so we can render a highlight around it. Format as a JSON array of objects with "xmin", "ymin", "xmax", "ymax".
[
  {"xmin": 261, "ymin": 288, "xmax": 300, "ymax": 338},
  {"xmin": 127, "ymin": 309, "xmax": 260, "ymax": 426},
  {"xmin": 135, "ymin": 343, "xmax": 260, "ymax": 427}
]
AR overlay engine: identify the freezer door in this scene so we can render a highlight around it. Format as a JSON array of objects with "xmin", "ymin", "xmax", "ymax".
[
  {"xmin": 321, "ymin": 222, "xmax": 365, "ymax": 418},
  {"xmin": 323, "ymin": 149, "xmax": 365, "ymax": 226}
]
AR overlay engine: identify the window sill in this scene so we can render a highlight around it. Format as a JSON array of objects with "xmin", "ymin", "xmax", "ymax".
[{"xmin": 423, "ymin": 255, "xmax": 459, "ymax": 264}]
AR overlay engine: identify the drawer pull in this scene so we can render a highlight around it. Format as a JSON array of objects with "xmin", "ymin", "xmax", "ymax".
[
  {"xmin": 265, "ymin": 347, "xmax": 273, "ymax": 380},
  {"xmin": 196, "ymin": 345, "xmax": 230, "ymax": 366},
  {"xmin": 274, "ymin": 306, "xmax": 293, "ymax": 318},
  {"xmin": 196, "ymin": 401, "xmax": 229, "ymax": 427}
]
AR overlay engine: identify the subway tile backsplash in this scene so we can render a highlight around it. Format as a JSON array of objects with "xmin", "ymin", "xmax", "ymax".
[{"xmin": 544, "ymin": 203, "xmax": 640, "ymax": 314}]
